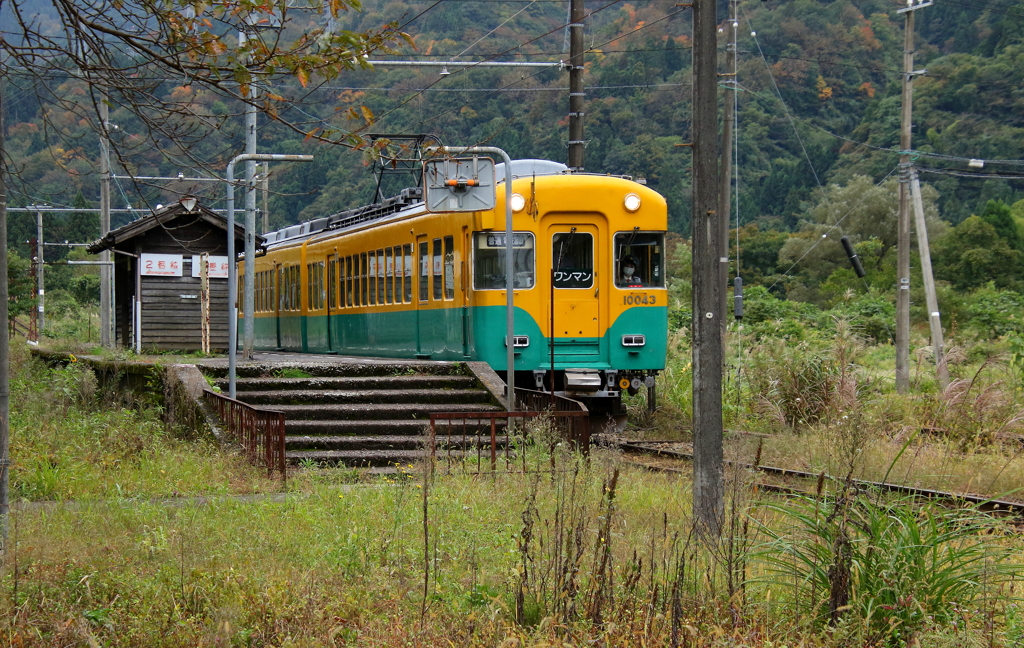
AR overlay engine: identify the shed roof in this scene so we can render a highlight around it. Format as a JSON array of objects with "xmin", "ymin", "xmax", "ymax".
[{"xmin": 87, "ymin": 200, "xmax": 262, "ymax": 255}]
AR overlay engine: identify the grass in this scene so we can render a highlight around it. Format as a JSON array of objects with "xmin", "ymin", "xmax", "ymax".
[{"xmin": 7, "ymin": 322, "xmax": 1024, "ymax": 645}]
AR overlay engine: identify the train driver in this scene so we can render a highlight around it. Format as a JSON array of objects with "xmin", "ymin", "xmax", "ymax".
[{"xmin": 618, "ymin": 255, "xmax": 643, "ymax": 287}]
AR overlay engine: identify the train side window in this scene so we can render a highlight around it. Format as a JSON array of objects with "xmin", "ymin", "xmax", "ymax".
[
  {"xmin": 443, "ymin": 236, "xmax": 455, "ymax": 300},
  {"xmin": 317, "ymin": 262, "xmax": 325, "ymax": 310},
  {"xmin": 328, "ymin": 260, "xmax": 336, "ymax": 310},
  {"xmin": 345, "ymin": 256, "xmax": 353, "ymax": 307},
  {"xmin": 385, "ymin": 248, "xmax": 394, "ymax": 304},
  {"xmin": 377, "ymin": 249, "xmax": 386, "ymax": 305},
  {"xmin": 355, "ymin": 255, "xmax": 363, "ymax": 307},
  {"xmin": 432, "ymin": 239, "xmax": 443, "ymax": 301},
  {"xmin": 403, "ymin": 244, "xmax": 413, "ymax": 303},
  {"xmin": 364, "ymin": 251, "xmax": 372, "ymax": 305},
  {"xmin": 393, "ymin": 246, "xmax": 403, "ymax": 303},
  {"xmin": 418, "ymin": 241, "xmax": 429, "ymax": 302},
  {"xmin": 372, "ymin": 249, "xmax": 380, "ymax": 305},
  {"xmin": 614, "ymin": 232, "xmax": 665, "ymax": 288},
  {"xmin": 472, "ymin": 232, "xmax": 535, "ymax": 290}
]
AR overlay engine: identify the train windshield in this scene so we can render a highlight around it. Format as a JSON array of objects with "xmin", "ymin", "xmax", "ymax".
[
  {"xmin": 552, "ymin": 231, "xmax": 594, "ymax": 289},
  {"xmin": 473, "ymin": 232, "xmax": 535, "ymax": 290},
  {"xmin": 614, "ymin": 232, "xmax": 664, "ymax": 288}
]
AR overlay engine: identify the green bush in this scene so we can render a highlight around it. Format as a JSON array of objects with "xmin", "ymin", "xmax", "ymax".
[{"xmin": 963, "ymin": 285, "xmax": 1024, "ymax": 338}]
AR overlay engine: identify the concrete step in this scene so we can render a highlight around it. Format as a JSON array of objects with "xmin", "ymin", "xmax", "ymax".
[
  {"xmin": 220, "ymin": 374, "xmax": 480, "ymax": 392},
  {"xmin": 205, "ymin": 362, "xmax": 467, "ymax": 379},
  {"xmin": 234, "ymin": 388, "xmax": 490, "ymax": 407},
  {"xmin": 285, "ymin": 418, "xmax": 508, "ymax": 437},
  {"xmin": 286, "ymin": 434, "xmax": 512, "ymax": 451},
  {"xmin": 287, "ymin": 448, "xmax": 430, "ymax": 467},
  {"xmin": 272, "ymin": 402, "xmax": 504, "ymax": 421}
]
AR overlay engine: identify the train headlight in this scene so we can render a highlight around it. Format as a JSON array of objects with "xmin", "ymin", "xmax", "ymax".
[
  {"xmin": 510, "ymin": 193, "xmax": 526, "ymax": 212},
  {"xmin": 624, "ymin": 193, "xmax": 641, "ymax": 212}
]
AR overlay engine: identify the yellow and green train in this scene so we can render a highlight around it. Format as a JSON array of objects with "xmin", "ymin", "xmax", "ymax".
[{"xmin": 246, "ymin": 159, "xmax": 668, "ymax": 413}]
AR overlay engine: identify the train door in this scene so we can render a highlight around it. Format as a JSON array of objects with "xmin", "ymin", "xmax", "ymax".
[
  {"xmin": 461, "ymin": 227, "xmax": 470, "ymax": 358},
  {"xmin": 326, "ymin": 253, "xmax": 337, "ymax": 353},
  {"xmin": 274, "ymin": 262, "xmax": 282, "ymax": 350},
  {"xmin": 546, "ymin": 222, "xmax": 600, "ymax": 352},
  {"xmin": 415, "ymin": 234, "xmax": 429, "ymax": 357}
]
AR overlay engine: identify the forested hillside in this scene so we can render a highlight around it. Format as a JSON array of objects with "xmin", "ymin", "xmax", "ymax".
[{"xmin": 4, "ymin": 0, "xmax": 1024, "ymax": 328}]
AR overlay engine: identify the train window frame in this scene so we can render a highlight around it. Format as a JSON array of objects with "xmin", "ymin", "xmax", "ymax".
[
  {"xmin": 364, "ymin": 249, "xmax": 372, "ymax": 305},
  {"xmin": 385, "ymin": 247, "xmax": 394, "ymax": 304},
  {"xmin": 403, "ymin": 244, "xmax": 413, "ymax": 303},
  {"xmin": 613, "ymin": 231, "xmax": 665, "ymax": 289},
  {"xmin": 418, "ymin": 241, "xmax": 429, "ymax": 302},
  {"xmin": 443, "ymin": 236, "xmax": 455, "ymax": 300},
  {"xmin": 393, "ymin": 245, "xmax": 403, "ymax": 303},
  {"xmin": 551, "ymin": 231, "xmax": 595, "ymax": 289},
  {"xmin": 346, "ymin": 256, "xmax": 353, "ymax": 307},
  {"xmin": 432, "ymin": 238, "xmax": 443, "ymax": 301},
  {"xmin": 376, "ymin": 248, "xmax": 386, "ymax": 305},
  {"xmin": 472, "ymin": 231, "xmax": 536, "ymax": 291}
]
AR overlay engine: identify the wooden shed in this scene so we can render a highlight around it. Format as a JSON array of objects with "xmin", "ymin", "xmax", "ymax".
[{"xmin": 87, "ymin": 200, "xmax": 258, "ymax": 352}]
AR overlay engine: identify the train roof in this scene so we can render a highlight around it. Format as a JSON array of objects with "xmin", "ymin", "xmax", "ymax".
[{"xmin": 262, "ymin": 159, "xmax": 640, "ymax": 248}]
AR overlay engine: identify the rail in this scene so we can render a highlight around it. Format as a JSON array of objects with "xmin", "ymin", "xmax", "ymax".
[
  {"xmin": 203, "ymin": 389, "xmax": 287, "ymax": 480},
  {"xmin": 428, "ymin": 390, "xmax": 590, "ymax": 474}
]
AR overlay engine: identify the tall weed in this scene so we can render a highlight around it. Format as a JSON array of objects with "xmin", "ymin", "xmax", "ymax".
[{"xmin": 753, "ymin": 490, "xmax": 1019, "ymax": 646}]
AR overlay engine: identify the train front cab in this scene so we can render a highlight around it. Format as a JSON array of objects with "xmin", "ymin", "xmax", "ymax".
[{"xmin": 470, "ymin": 174, "xmax": 668, "ymax": 415}]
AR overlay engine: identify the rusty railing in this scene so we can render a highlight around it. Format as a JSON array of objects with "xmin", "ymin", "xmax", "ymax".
[
  {"xmin": 204, "ymin": 390, "xmax": 287, "ymax": 480},
  {"xmin": 428, "ymin": 390, "xmax": 590, "ymax": 473}
]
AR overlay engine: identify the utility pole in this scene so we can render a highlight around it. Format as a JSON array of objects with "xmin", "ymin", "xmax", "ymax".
[
  {"xmin": 241, "ymin": 27, "xmax": 258, "ymax": 361},
  {"xmin": 0, "ymin": 80, "xmax": 10, "ymax": 555},
  {"xmin": 35, "ymin": 209, "xmax": 44, "ymax": 335},
  {"xmin": 692, "ymin": 0, "xmax": 723, "ymax": 536},
  {"xmin": 567, "ymin": 0, "xmax": 585, "ymax": 171},
  {"xmin": 718, "ymin": 0, "xmax": 737, "ymax": 337},
  {"xmin": 99, "ymin": 98, "xmax": 112, "ymax": 347},
  {"xmin": 896, "ymin": 0, "xmax": 931, "ymax": 393},
  {"xmin": 261, "ymin": 162, "xmax": 270, "ymax": 234},
  {"xmin": 910, "ymin": 169, "xmax": 948, "ymax": 388}
]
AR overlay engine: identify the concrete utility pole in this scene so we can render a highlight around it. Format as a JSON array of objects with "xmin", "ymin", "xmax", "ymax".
[
  {"xmin": 692, "ymin": 0, "xmax": 723, "ymax": 536},
  {"xmin": 0, "ymin": 80, "xmax": 10, "ymax": 554},
  {"xmin": 896, "ymin": 0, "xmax": 931, "ymax": 392},
  {"xmin": 227, "ymin": 153, "xmax": 312, "ymax": 399},
  {"xmin": 261, "ymin": 162, "xmax": 270, "ymax": 235},
  {"xmin": 99, "ymin": 99, "xmax": 112, "ymax": 347},
  {"xmin": 35, "ymin": 209, "xmax": 44, "ymax": 334},
  {"xmin": 910, "ymin": 169, "xmax": 948, "ymax": 388},
  {"xmin": 718, "ymin": 0, "xmax": 737, "ymax": 337},
  {"xmin": 567, "ymin": 0, "xmax": 585, "ymax": 171},
  {"xmin": 241, "ymin": 29, "xmax": 259, "ymax": 361}
]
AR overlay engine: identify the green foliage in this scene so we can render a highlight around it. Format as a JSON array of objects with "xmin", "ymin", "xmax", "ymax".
[
  {"xmin": 7, "ymin": 249, "xmax": 35, "ymax": 320},
  {"xmin": 963, "ymin": 285, "xmax": 1024, "ymax": 338},
  {"xmin": 980, "ymin": 199, "xmax": 1022, "ymax": 250},
  {"xmin": 742, "ymin": 285, "xmax": 823, "ymax": 340},
  {"xmin": 754, "ymin": 492, "xmax": 1018, "ymax": 646},
  {"xmin": 935, "ymin": 216, "xmax": 1022, "ymax": 291}
]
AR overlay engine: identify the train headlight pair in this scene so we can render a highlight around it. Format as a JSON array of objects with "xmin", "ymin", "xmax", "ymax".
[{"xmin": 510, "ymin": 193, "xmax": 640, "ymax": 212}]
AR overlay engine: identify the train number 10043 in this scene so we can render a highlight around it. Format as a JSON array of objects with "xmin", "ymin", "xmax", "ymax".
[{"xmin": 624, "ymin": 294, "xmax": 656, "ymax": 305}]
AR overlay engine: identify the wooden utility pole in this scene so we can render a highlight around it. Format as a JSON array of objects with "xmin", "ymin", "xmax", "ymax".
[
  {"xmin": 567, "ymin": 0, "xmax": 585, "ymax": 171},
  {"xmin": 910, "ymin": 169, "xmax": 948, "ymax": 388},
  {"xmin": 718, "ymin": 0, "xmax": 737, "ymax": 335},
  {"xmin": 692, "ymin": 0, "xmax": 723, "ymax": 536}
]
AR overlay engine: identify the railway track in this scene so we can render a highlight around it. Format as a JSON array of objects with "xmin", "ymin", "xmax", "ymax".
[{"xmin": 615, "ymin": 439, "xmax": 1024, "ymax": 518}]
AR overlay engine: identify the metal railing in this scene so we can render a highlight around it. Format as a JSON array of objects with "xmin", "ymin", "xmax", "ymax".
[
  {"xmin": 204, "ymin": 390, "xmax": 287, "ymax": 480},
  {"xmin": 428, "ymin": 389, "xmax": 590, "ymax": 473}
]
